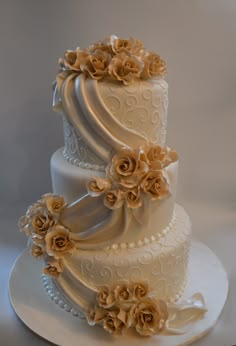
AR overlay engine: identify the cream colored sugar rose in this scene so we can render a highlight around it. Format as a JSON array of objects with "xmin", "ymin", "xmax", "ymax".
[
  {"xmin": 161, "ymin": 149, "xmax": 178, "ymax": 168},
  {"xmin": 144, "ymin": 145, "xmax": 178, "ymax": 169},
  {"xmin": 109, "ymin": 53, "xmax": 144, "ymax": 85},
  {"xmin": 45, "ymin": 225, "xmax": 75, "ymax": 259},
  {"xmin": 141, "ymin": 170, "xmax": 169, "ymax": 200},
  {"xmin": 145, "ymin": 145, "xmax": 167, "ymax": 169},
  {"xmin": 107, "ymin": 147, "xmax": 148, "ymax": 188},
  {"xmin": 28, "ymin": 204, "xmax": 55, "ymax": 238},
  {"xmin": 59, "ymin": 48, "xmax": 89, "ymax": 72},
  {"xmin": 114, "ymin": 283, "xmax": 133, "ymax": 303},
  {"xmin": 97, "ymin": 286, "xmax": 116, "ymax": 308},
  {"xmin": 125, "ymin": 186, "xmax": 142, "ymax": 209},
  {"xmin": 88, "ymin": 38, "xmax": 113, "ymax": 55},
  {"xmin": 111, "ymin": 37, "xmax": 143, "ymax": 55},
  {"xmin": 103, "ymin": 309, "xmax": 130, "ymax": 335},
  {"xmin": 87, "ymin": 305, "xmax": 108, "ymax": 326},
  {"xmin": 43, "ymin": 258, "xmax": 63, "ymax": 278},
  {"xmin": 81, "ymin": 49, "xmax": 111, "ymax": 80},
  {"xmin": 130, "ymin": 298, "xmax": 168, "ymax": 336},
  {"xmin": 131, "ymin": 282, "xmax": 149, "ymax": 300},
  {"xmin": 31, "ymin": 244, "xmax": 43, "ymax": 258},
  {"xmin": 18, "ymin": 215, "xmax": 30, "ymax": 235},
  {"xmin": 43, "ymin": 194, "xmax": 66, "ymax": 215},
  {"xmin": 57, "ymin": 35, "xmax": 167, "ymax": 84},
  {"xmin": 141, "ymin": 52, "xmax": 167, "ymax": 79},
  {"xmin": 88, "ymin": 282, "xmax": 169, "ymax": 336},
  {"xmin": 104, "ymin": 189, "xmax": 124, "ymax": 210},
  {"xmin": 59, "ymin": 49, "xmax": 80, "ymax": 71},
  {"xmin": 87, "ymin": 177, "xmax": 111, "ymax": 197},
  {"xmin": 87, "ymin": 145, "xmax": 177, "ymax": 210},
  {"xmin": 33, "ymin": 237, "xmax": 45, "ymax": 248}
]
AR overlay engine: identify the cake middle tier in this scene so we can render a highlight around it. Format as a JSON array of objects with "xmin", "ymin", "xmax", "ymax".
[{"xmin": 51, "ymin": 148, "xmax": 178, "ymax": 245}]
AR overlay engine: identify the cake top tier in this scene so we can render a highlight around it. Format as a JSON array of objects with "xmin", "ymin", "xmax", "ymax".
[
  {"xmin": 53, "ymin": 36, "xmax": 168, "ymax": 166},
  {"xmin": 58, "ymin": 35, "xmax": 167, "ymax": 85}
]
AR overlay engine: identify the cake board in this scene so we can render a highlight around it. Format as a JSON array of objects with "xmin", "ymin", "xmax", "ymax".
[{"xmin": 8, "ymin": 240, "xmax": 228, "ymax": 346}]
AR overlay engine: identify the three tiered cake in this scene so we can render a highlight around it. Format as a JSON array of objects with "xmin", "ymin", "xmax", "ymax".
[{"xmin": 19, "ymin": 35, "xmax": 206, "ymax": 337}]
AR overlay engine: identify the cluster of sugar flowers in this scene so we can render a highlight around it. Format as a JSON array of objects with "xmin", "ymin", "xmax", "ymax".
[
  {"xmin": 87, "ymin": 144, "xmax": 178, "ymax": 210},
  {"xmin": 87, "ymin": 281, "xmax": 168, "ymax": 336},
  {"xmin": 18, "ymin": 194, "xmax": 75, "ymax": 277},
  {"xmin": 58, "ymin": 35, "xmax": 166, "ymax": 85}
]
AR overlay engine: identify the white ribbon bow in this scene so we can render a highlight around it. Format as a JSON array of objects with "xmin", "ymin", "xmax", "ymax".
[{"xmin": 164, "ymin": 293, "xmax": 207, "ymax": 335}]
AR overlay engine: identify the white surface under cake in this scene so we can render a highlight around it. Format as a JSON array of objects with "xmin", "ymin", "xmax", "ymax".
[{"xmin": 8, "ymin": 240, "xmax": 228, "ymax": 346}]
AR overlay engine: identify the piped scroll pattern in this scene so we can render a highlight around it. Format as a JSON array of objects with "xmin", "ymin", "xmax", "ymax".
[
  {"xmin": 62, "ymin": 204, "xmax": 191, "ymax": 304},
  {"xmin": 62, "ymin": 79, "xmax": 168, "ymax": 170},
  {"xmin": 99, "ymin": 79, "xmax": 168, "ymax": 146},
  {"xmin": 63, "ymin": 117, "xmax": 106, "ymax": 171}
]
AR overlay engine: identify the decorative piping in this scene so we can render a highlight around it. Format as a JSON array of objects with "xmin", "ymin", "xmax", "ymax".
[
  {"xmin": 169, "ymin": 278, "xmax": 187, "ymax": 303},
  {"xmin": 42, "ymin": 274, "xmax": 84, "ymax": 319},
  {"xmin": 63, "ymin": 149, "xmax": 106, "ymax": 171},
  {"xmin": 105, "ymin": 212, "xmax": 176, "ymax": 251},
  {"xmin": 42, "ymin": 273, "xmax": 187, "ymax": 320}
]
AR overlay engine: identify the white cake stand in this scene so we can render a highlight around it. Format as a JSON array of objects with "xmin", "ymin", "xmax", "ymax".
[{"xmin": 8, "ymin": 240, "xmax": 228, "ymax": 346}]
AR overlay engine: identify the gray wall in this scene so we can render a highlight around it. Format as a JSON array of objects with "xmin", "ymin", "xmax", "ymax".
[{"xmin": 1, "ymin": 0, "xmax": 236, "ymax": 213}]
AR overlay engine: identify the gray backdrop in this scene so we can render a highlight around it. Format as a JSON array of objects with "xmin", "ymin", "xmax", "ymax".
[
  {"xmin": 1, "ymin": 0, "xmax": 236, "ymax": 210},
  {"xmin": 1, "ymin": 1, "xmax": 236, "ymax": 345}
]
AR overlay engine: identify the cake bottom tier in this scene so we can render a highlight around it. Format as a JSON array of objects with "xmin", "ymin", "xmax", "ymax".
[{"xmin": 52, "ymin": 204, "xmax": 191, "ymax": 315}]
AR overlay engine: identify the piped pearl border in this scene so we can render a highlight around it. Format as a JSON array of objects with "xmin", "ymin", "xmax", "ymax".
[
  {"xmin": 106, "ymin": 212, "xmax": 176, "ymax": 251},
  {"xmin": 63, "ymin": 150, "xmax": 106, "ymax": 172},
  {"xmin": 42, "ymin": 274, "xmax": 84, "ymax": 319},
  {"xmin": 169, "ymin": 278, "xmax": 187, "ymax": 303},
  {"xmin": 42, "ymin": 273, "xmax": 187, "ymax": 320}
]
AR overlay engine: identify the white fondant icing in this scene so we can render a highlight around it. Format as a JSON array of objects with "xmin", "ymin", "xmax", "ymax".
[
  {"xmin": 51, "ymin": 148, "xmax": 178, "ymax": 244},
  {"xmin": 43, "ymin": 273, "xmax": 206, "ymax": 336},
  {"xmin": 53, "ymin": 204, "xmax": 191, "ymax": 313},
  {"xmin": 62, "ymin": 117, "xmax": 106, "ymax": 170},
  {"xmin": 51, "ymin": 148, "xmax": 104, "ymax": 203},
  {"xmin": 55, "ymin": 76, "xmax": 168, "ymax": 166},
  {"xmin": 106, "ymin": 212, "xmax": 176, "ymax": 251},
  {"xmin": 98, "ymin": 78, "xmax": 168, "ymax": 144},
  {"xmin": 9, "ymin": 241, "xmax": 228, "ymax": 345},
  {"xmin": 42, "ymin": 274, "xmax": 84, "ymax": 318},
  {"xmin": 49, "ymin": 56, "xmax": 200, "ymax": 332}
]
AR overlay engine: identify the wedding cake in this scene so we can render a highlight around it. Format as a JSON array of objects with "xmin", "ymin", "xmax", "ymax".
[{"xmin": 19, "ymin": 35, "xmax": 206, "ymax": 337}]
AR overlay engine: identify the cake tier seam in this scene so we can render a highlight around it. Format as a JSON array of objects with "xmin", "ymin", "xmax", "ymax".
[
  {"xmin": 63, "ymin": 148, "xmax": 106, "ymax": 171},
  {"xmin": 42, "ymin": 274, "xmax": 187, "ymax": 317},
  {"xmin": 105, "ymin": 210, "xmax": 176, "ymax": 251}
]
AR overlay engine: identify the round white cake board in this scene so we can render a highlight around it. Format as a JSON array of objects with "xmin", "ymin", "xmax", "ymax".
[{"xmin": 9, "ymin": 240, "xmax": 228, "ymax": 346}]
